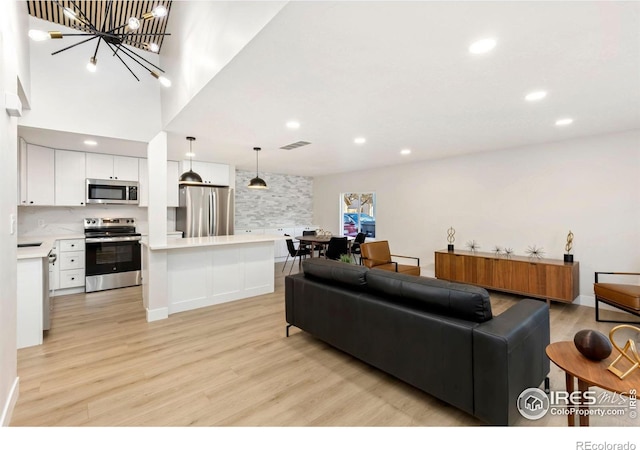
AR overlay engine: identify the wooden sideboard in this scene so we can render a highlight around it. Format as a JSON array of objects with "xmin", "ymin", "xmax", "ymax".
[{"xmin": 434, "ymin": 249, "xmax": 580, "ymax": 303}]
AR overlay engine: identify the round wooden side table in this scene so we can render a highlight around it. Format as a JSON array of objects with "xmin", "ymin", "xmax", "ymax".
[{"xmin": 546, "ymin": 341, "xmax": 639, "ymax": 426}]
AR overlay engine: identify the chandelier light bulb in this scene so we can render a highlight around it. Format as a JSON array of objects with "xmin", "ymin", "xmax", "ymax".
[
  {"xmin": 148, "ymin": 42, "xmax": 160, "ymax": 53},
  {"xmin": 128, "ymin": 17, "xmax": 140, "ymax": 30},
  {"xmin": 63, "ymin": 7, "xmax": 78, "ymax": 21},
  {"xmin": 152, "ymin": 5, "xmax": 168, "ymax": 18},
  {"xmin": 28, "ymin": 29, "xmax": 50, "ymax": 41},
  {"xmin": 86, "ymin": 57, "xmax": 97, "ymax": 72},
  {"xmin": 159, "ymin": 76, "xmax": 171, "ymax": 87}
]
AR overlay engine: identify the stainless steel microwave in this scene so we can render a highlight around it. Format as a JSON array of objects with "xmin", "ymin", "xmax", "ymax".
[{"xmin": 86, "ymin": 179, "xmax": 139, "ymax": 205}]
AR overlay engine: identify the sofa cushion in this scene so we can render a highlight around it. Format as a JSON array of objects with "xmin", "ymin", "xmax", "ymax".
[
  {"xmin": 366, "ymin": 270, "xmax": 493, "ymax": 323},
  {"xmin": 302, "ymin": 258, "xmax": 368, "ymax": 288}
]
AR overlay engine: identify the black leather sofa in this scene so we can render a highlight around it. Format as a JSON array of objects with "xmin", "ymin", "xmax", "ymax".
[{"xmin": 285, "ymin": 259, "xmax": 550, "ymax": 426}]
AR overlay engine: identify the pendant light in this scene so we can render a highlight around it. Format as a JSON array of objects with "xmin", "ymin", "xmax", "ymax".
[
  {"xmin": 248, "ymin": 147, "xmax": 268, "ymax": 189},
  {"xmin": 179, "ymin": 136, "xmax": 203, "ymax": 183}
]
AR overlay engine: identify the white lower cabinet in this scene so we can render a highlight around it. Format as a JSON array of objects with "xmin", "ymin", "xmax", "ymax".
[
  {"xmin": 236, "ymin": 226, "xmax": 315, "ymax": 261},
  {"xmin": 264, "ymin": 227, "xmax": 295, "ymax": 259},
  {"xmin": 53, "ymin": 238, "xmax": 85, "ymax": 293}
]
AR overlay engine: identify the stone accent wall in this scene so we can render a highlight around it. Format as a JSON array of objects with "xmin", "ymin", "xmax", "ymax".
[{"xmin": 235, "ymin": 170, "xmax": 313, "ymax": 228}]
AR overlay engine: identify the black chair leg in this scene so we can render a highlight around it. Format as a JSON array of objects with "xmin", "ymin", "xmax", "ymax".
[
  {"xmin": 282, "ymin": 254, "xmax": 290, "ymax": 273},
  {"xmin": 595, "ymin": 297, "xmax": 640, "ymax": 324}
]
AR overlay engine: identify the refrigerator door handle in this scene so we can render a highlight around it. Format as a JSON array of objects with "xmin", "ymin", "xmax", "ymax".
[
  {"xmin": 210, "ymin": 189, "xmax": 217, "ymax": 236},
  {"xmin": 208, "ymin": 191, "xmax": 213, "ymax": 236}
]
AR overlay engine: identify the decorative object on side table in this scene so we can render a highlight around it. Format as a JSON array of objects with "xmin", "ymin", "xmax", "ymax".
[
  {"xmin": 503, "ymin": 247, "xmax": 514, "ymax": 258},
  {"xmin": 466, "ymin": 240, "xmax": 480, "ymax": 252},
  {"xmin": 607, "ymin": 324, "xmax": 640, "ymax": 380},
  {"xmin": 573, "ymin": 329, "xmax": 612, "ymax": 361},
  {"xmin": 525, "ymin": 245, "xmax": 545, "ymax": 259},
  {"xmin": 493, "ymin": 245, "xmax": 502, "ymax": 256},
  {"xmin": 564, "ymin": 230, "xmax": 574, "ymax": 263},
  {"xmin": 447, "ymin": 227, "xmax": 455, "ymax": 252}
]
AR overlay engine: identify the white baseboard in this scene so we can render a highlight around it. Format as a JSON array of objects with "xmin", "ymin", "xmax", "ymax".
[
  {"xmin": 1, "ymin": 377, "xmax": 19, "ymax": 427},
  {"xmin": 146, "ymin": 307, "xmax": 168, "ymax": 322}
]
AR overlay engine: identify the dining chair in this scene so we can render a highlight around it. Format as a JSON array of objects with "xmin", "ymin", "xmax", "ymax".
[
  {"xmin": 350, "ymin": 232, "xmax": 367, "ymax": 264},
  {"xmin": 302, "ymin": 229, "xmax": 322, "ymax": 256},
  {"xmin": 283, "ymin": 234, "xmax": 311, "ymax": 274},
  {"xmin": 324, "ymin": 237, "xmax": 349, "ymax": 261}
]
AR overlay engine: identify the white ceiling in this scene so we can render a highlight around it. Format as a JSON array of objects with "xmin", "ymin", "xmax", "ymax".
[{"xmin": 21, "ymin": 1, "xmax": 640, "ymax": 177}]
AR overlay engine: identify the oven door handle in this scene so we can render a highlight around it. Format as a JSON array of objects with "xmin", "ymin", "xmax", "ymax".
[{"xmin": 85, "ymin": 236, "xmax": 141, "ymax": 243}]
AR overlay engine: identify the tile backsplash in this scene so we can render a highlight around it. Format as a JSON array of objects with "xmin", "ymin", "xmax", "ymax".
[
  {"xmin": 18, "ymin": 205, "xmax": 176, "ymax": 236},
  {"xmin": 235, "ymin": 170, "xmax": 313, "ymax": 229}
]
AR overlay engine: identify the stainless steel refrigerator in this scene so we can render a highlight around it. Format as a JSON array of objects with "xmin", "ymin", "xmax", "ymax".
[{"xmin": 176, "ymin": 184, "xmax": 234, "ymax": 237}]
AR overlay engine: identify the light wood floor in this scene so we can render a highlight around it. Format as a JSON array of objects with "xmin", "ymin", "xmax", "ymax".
[{"xmin": 10, "ymin": 263, "xmax": 639, "ymax": 427}]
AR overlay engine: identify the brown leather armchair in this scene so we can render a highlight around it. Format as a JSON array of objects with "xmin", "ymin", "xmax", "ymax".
[
  {"xmin": 360, "ymin": 240, "xmax": 420, "ymax": 276},
  {"xmin": 594, "ymin": 271, "xmax": 640, "ymax": 323}
]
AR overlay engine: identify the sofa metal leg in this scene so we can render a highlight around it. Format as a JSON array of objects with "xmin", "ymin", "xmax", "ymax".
[
  {"xmin": 286, "ymin": 324, "xmax": 292, "ymax": 337},
  {"xmin": 544, "ymin": 377, "xmax": 550, "ymax": 394}
]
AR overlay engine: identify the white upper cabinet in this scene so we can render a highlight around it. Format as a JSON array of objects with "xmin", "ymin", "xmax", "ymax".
[
  {"xmin": 55, "ymin": 150, "xmax": 86, "ymax": 206},
  {"xmin": 21, "ymin": 144, "xmax": 55, "ymax": 206},
  {"xmin": 86, "ymin": 153, "xmax": 139, "ymax": 181},
  {"xmin": 138, "ymin": 158, "xmax": 180, "ymax": 208},
  {"xmin": 181, "ymin": 160, "xmax": 230, "ymax": 186}
]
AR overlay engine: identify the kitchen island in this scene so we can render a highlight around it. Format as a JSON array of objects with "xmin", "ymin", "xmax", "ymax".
[{"xmin": 141, "ymin": 234, "xmax": 286, "ymax": 320}]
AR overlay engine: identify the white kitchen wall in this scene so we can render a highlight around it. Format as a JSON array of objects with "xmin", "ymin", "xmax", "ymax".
[
  {"xmin": 0, "ymin": 0, "xmax": 29, "ymax": 427},
  {"xmin": 19, "ymin": 17, "xmax": 162, "ymax": 143},
  {"xmin": 18, "ymin": 206, "xmax": 176, "ymax": 237},
  {"xmin": 313, "ymin": 130, "xmax": 640, "ymax": 305}
]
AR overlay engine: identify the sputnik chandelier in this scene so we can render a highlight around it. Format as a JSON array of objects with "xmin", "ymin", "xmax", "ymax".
[{"xmin": 28, "ymin": 0, "xmax": 172, "ymax": 86}]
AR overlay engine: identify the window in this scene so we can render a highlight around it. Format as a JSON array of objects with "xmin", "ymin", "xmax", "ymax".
[{"xmin": 341, "ymin": 193, "xmax": 376, "ymax": 238}]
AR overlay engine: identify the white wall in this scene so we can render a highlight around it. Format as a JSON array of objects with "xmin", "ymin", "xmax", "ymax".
[
  {"xmin": 0, "ymin": 0, "xmax": 29, "ymax": 426},
  {"xmin": 313, "ymin": 130, "xmax": 640, "ymax": 304},
  {"xmin": 160, "ymin": 0, "xmax": 286, "ymax": 126},
  {"xmin": 19, "ymin": 17, "xmax": 162, "ymax": 142}
]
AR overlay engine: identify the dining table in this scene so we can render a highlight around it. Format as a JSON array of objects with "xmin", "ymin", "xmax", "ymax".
[{"xmin": 295, "ymin": 235, "xmax": 353, "ymax": 258}]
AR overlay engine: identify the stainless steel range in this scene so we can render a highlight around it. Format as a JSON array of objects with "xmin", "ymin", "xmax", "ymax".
[{"xmin": 84, "ymin": 218, "xmax": 142, "ymax": 293}]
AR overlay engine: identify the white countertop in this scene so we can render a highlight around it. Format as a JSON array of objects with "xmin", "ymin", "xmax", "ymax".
[
  {"xmin": 143, "ymin": 234, "xmax": 287, "ymax": 250},
  {"xmin": 17, "ymin": 236, "xmax": 59, "ymax": 260}
]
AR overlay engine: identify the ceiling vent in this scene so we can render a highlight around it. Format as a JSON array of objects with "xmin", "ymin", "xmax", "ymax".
[{"xmin": 280, "ymin": 141, "xmax": 311, "ymax": 150}]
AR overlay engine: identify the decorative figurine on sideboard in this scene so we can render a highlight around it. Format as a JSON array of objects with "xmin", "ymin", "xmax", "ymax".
[
  {"xmin": 493, "ymin": 245, "xmax": 502, "ymax": 256},
  {"xmin": 503, "ymin": 247, "xmax": 514, "ymax": 258},
  {"xmin": 466, "ymin": 240, "xmax": 480, "ymax": 252},
  {"xmin": 564, "ymin": 230, "xmax": 574, "ymax": 263},
  {"xmin": 447, "ymin": 227, "xmax": 455, "ymax": 252},
  {"xmin": 526, "ymin": 245, "xmax": 545, "ymax": 259}
]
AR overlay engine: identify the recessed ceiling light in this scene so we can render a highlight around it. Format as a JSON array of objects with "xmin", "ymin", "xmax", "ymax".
[
  {"xmin": 84, "ymin": 140, "xmax": 97, "ymax": 146},
  {"xmin": 555, "ymin": 118, "xmax": 574, "ymax": 126},
  {"xmin": 400, "ymin": 149, "xmax": 411, "ymax": 155},
  {"xmin": 469, "ymin": 38, "xmax": 497, "ymax": 54},
  {"xmin": 525, "ymin": 91, "xmax": 547, "ymax": 102},
  {"xmin": 286, "ymin": 121, "xmax": 300, "ymax": 129},
  {"xmin": 354, "ymin": 137, "xmax": 366, "ymax": 145}
]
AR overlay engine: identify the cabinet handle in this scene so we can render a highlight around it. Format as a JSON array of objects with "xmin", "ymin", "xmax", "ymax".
[
  {"xmin": 29, "ymin": 201, "xmax": 34, "ymax": 204},
  {"xmin": 81, "ymin": 202, "xmax": 84, "ymax": 205},
  {"xmin": 115, "ymin": 177, "xmax": 118, "ymax": 180},
  {"xmin": 109, "ymin": 176, "xmax": 113, "ymax": 179},
  {"xmin": 70, "ymin": 259, "xmax": 74, "ymax": 262},
  {"xmin": 71, "ymin": 277, "xmax": 75, "ymax": 281}
]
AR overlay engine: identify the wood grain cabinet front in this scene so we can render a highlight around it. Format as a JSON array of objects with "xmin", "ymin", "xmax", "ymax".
[{"xmin": 435, "ymin": 250, "xmax": 579, "ymax": 303}]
